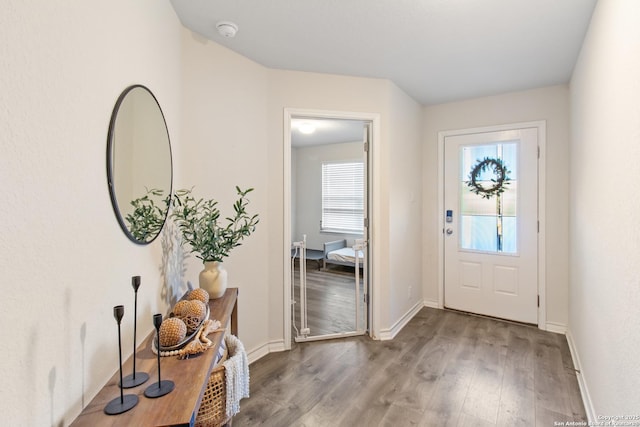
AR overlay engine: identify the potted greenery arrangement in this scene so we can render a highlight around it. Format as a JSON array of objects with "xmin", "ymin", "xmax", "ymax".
[{"xmin": 171, "ymin": 186, "xmax": 259, "ymax": 298}]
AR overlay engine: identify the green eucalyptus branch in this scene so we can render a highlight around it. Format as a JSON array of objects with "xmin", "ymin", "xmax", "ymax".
[
  {"xmin": 125, "ymin": 188, "xmax": 170, "ymax": 242},
  {"xmin": 171, "ymin": 186, "xmax": 259, "ymax": 262}
]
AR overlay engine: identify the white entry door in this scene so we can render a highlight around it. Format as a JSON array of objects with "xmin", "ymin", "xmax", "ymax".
[{"xmin": 444, "ymin": 127, "xmax": 538, "ymax": 324}]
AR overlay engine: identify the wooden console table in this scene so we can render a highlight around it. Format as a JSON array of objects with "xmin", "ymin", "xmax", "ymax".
[{"xmin": 71, "ymin": 287, "xmax": 238, "ymax": 427}]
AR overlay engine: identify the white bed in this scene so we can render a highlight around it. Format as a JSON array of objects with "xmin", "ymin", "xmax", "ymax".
[{"xmin": 323, "ymin": 239, "xmax": 364, "ymax": 270}]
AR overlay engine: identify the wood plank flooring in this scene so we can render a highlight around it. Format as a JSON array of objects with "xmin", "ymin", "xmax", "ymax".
[
  {"xmin": 234, "ymin": 307, "xmax": 586, "ymax": 426},
  {"xmin": 292, "ymin": 260, "xmax": 365, "ymax": 337}
]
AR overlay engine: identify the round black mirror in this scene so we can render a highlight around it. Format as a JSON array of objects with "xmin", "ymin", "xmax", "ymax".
[{"xmin": 107, "ymin": 85, "xmax": 173, "ymax": 244}]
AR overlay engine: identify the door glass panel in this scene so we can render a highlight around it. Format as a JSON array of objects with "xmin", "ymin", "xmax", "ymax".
[{"xmin": 459, "ymin": 142, "xmax": 518, "ymax": 254}]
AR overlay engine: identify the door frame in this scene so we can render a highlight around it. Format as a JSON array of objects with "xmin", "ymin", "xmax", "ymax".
[
  {"xmin": 283, "ymin": 108, "xmax": 380, "ymax": 349},
  {"xmin": 437, "ymin": 121, "xmax": 547, "ymax": 329}
]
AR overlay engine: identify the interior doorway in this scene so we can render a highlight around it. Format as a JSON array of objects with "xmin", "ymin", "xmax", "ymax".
[{"xmin": 283, "ymin": 109, "xmax": 376, "ymax": 346}]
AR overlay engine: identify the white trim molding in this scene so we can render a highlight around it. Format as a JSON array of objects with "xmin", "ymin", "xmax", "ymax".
[
  {"xmin": 544, "ymin": 321, "xmax": 567, "ymax": 335},
  {"xmin": 566, "ymin": 329, "xmax": 596, "ymax": 423},
  {"xmin": 247, "ymin": 339, "xmax": 286, "ymax": 365},
  {"xmin": 423, "ymin": 299, "xmax": 440, "ymax": 309},
  {"xmin": 379, "ymin": 300, "xmax": 423, "ymax": 341}
]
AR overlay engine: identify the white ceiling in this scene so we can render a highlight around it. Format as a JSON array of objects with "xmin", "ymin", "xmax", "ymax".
[{"xmin": 170, "ymin": 0, "xmax": 597, "ymax": 106}]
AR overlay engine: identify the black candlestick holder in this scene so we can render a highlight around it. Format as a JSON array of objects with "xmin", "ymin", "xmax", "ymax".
[
  {"xmin": 144, "ymin": 314, "xmax": 174, "ymax": 398},
  {"xmin": 121, "ymin": 276, "xmax": 149, "ymax": 388},
  {"xmin": 105, "ymin": 305, "xmax": 139, "ymax": 415}
]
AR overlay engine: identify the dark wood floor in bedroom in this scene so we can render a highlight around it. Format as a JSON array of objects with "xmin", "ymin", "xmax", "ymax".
[
  {"xmin": 234, "ymin": 307, "xmax": 587, "ymax": 427},
  {"xmin": 292, "ymin": 261, "xmax": 365, "ymax": 336}
]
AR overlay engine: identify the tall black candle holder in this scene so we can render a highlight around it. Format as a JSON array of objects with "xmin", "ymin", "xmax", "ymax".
[
  {"xmin": 121, "ymin": 276, "xmax": 149, "ymax": 388},
  {"xmin": 144, "ymin": 314, "xmax": 174, "ymax": 398},
  {"xmin": 104, "ymin": 305, "xmax": 139, "ymax": 415}
]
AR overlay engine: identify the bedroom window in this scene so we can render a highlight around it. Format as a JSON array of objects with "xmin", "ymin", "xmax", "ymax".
[{"xmin": 321, "ymin": 161, "xmax": 364, "ymax": 234}]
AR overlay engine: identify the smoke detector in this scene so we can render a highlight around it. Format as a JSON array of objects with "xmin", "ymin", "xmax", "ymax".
[{"xmin": 216, "ymin": 21, "xmax": 238, "ymax": 38}]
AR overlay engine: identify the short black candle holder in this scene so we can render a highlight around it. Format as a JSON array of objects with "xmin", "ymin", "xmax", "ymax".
[
  {"xmin": 105, "ymin": 305, "xmax": 139, "ymax": 415},
  {"xmin": 121, "ymin": 276, "xmax": 149, "ymax": 388},
  {"xmin": 144, "ymin": 314, "xmax": 174, "ymax": 398}
]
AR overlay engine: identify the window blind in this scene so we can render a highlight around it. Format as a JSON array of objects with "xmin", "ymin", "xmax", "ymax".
[{"xmin": 321, "ymin": 161, "xmax": 364, "ymax": 233}]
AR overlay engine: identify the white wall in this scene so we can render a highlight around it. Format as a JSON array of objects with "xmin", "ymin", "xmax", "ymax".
[
  {"xmin": 0, "ymin": 1, "xmax": 182, "ymax": 425},
  {"xmin": 569, "ymin": 0, "xmax": 640, "ymax": 416},
  {"xmin": 387, "ymin": 84, "xmax": 424, "ymax": 332},
  {"xmin": 422, "ymin": 85, "xmax": 571, "ymax": 328},
  {"xmin": 266, "ymin": 71, "xmax": 423, "ymax": 340},
  {"xmin": 267, "ymin": 70, "xmax": 389, "ymax": 343},
  {"xmin": 293, "ymin": 141, "xmax": 364, "ymax": 250},
  {"xmin": 178, "ymin": 30, "xmax": 271, "ymax": 356}
]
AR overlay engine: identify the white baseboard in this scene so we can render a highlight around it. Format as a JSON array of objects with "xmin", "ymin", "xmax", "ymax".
[
  {"xmin": 423, "ymin": 299, "xmax": 440, "ymax": 309},
  {"xmin": 247, "ymin": 339, "xmax": 286, "ymax": 364},
  {"xmin": 379, "ymin": 300, "xmax": 423, "ymax": 341},
  {"xmin": 566, "ymin": 329, "xmax": 596, "ymax": 423},
  {"xmin": 545, "ymin": 321, "xmax": 567, "ymax": 334}
]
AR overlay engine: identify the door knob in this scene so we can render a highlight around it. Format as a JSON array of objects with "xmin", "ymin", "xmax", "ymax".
[{"xmin": 446, "ymin": 228, "xmax": 453, "ymax": 235}]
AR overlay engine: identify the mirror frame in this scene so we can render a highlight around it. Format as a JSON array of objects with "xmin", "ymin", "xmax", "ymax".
[{"xmin": 106, "ymin": 84, "xmax": 173, "ymax": 245}]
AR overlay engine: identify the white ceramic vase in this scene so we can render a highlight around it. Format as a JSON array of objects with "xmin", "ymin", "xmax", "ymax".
[{"xmin": 199, "ymin": 261, "xmax": 228, "ymax": 299}]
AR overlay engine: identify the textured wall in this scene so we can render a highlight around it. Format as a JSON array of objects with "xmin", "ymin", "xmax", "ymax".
[
  {"xmin": 388, "ymin": 83, "xmax": 424, "ymax": 328},
  {"xmin": 422, "ymin": 85, "xmax": 571, "ymax": 328},
  {"xmin": 0, "ymin": 1, "xmax": 182, "ymax": 424},
  {"xmin": 569, "ymin": 0, "xmax": 640, "ymax": 416},
  {"xmin": 178, "ymin": 30, "xmax": 271, "ymax": 359},
  {"xmin": 266, "ymin": 70, "xmax": 424, "ymax": 338}
]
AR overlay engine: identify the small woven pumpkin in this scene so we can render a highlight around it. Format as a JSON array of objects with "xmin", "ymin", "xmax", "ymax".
[
  {"xmin": 182, "ymin": 300, "xmax": 207, "ymax": 321},
  {"xmin": 188, "ymin": 288, "xmax": 210, "ymax": 304},
  {"xmin": 172, "ymin": 300, "xmax": 191, "ymax": 317},
  {"xmin": 159, "ymin": 317, "xmax": 187, "ymax": 347}
]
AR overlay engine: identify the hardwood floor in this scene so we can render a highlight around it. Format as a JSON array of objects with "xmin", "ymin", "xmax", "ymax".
[
  {"xmin": 234, "ymin": 307, "xmax": 586, "ymax": 426},
  {"xmin": 292, "ymin": 260, "xmax": 365, "ymax": 337}
]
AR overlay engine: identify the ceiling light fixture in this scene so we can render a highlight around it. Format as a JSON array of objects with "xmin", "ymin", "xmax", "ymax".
[
  {"xmin": 216, "ymin": 21, "xmax": 238, "ymax": 38},
  {"xmin": 298, "ymin": 122, "xmax": 316, "ymax": 134}
]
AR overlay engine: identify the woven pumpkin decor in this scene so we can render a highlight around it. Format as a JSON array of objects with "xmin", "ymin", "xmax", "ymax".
[
  {"xmin": 182, "ymin": 300, "xmax": 207, "ymax": 321},
  {"xmin": 188, "ymin": 288, "xmax": 210, "ymax": 304},
  {"xmin": 159, "ymin": 317, "xmax": 187, "ymax": 347},
  {"xmin": 172, "ymin": 300, "xmax": 191, "ymax": 317},
  {"xmin": 177, "ymin": 300, "xmax": 207, "ymax": 334}
]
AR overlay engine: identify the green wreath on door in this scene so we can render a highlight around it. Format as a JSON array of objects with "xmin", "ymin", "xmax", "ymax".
[{"xmin": 466, "ymin": 157, "xmax": 511, "ymax": 199}]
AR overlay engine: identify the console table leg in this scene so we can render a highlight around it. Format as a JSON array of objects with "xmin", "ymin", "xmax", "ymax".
[{"xmin": 231, "ymin": 298, "xmax": 238, "ymax": 336}]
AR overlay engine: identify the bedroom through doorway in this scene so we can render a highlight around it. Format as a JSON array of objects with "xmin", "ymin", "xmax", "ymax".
[{"xmin": 286, "ymin": 111, "xmax": 372, "ymax": 343}]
